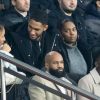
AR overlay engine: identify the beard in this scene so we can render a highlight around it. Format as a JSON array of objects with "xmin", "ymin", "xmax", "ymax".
[
  {"xmin": 49, "ymin": 68, "xmax": 66, "ymax": 78},
  {"xmin": 64, "ymin": 9, "xmax": 73, "ymax": 14}
]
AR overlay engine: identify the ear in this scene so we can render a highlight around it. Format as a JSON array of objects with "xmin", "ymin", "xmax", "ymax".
[
  {"xmin": 58, "ymin": 0, "xmax": 61, "ymax": 4},
  {"xmin": 11, "ymin": 0, "xmax": 16, "ymax": 6},
  {"xmin": 77, "ymin": 34, "xmax": 79, "ymax": 39},
  {"xmin": 95, "ymin": 61, "xmax": 98, "ymax": 67},
  {"xmin": 43, "ymin": 25, "xmax": 48, "ymax": 31},
  {"xmin": 45, "ymin": 62, "xmax": 49, "ymax": 70}
]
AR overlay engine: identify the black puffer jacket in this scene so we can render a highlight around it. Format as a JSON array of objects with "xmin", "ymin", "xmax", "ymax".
[{"xmin": 85, "ymin": 2, "xmax": 100, "ymax": 48}]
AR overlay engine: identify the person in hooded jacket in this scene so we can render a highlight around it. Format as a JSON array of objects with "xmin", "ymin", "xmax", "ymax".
[{"xmin": 85, "ymin": 0, "xmax": 100, "ymax": 48}]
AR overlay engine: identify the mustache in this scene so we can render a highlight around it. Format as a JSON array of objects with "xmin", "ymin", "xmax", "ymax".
[{"xmin": 49, "ymin": 68, "xmax": 66, "ymax": 78}]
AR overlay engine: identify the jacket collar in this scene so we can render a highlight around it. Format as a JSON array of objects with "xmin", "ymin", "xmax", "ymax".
[
  {"xmin": 63, "ymin": 40, "xmax": 77, "ymax": 49},
  {"xmin": 90, "ymin": 68, "xmax": 100, "ymax": 84}
]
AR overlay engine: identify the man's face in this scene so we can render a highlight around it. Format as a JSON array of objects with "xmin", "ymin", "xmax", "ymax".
[
  {"xmin": 12, "ymin": 0, "xmax": 30, "ymax": 12},
  {"xmin": 28, "ymin": 19, "xmax": 48, "ymax": 40},
  {"xmin": 59, "ymin": 0, "xmax": 77, "ymax": 12},
  {"xmin": 46, "ymin": 53, "xmax": 65, "ymax": 77},
  {"xmin": 61, "ymin": 21, "xmax": 77, "ymax": 45}
]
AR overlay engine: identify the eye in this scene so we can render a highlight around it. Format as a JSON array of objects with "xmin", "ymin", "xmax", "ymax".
[
  {"xmin": 73, "ymin": 27, "xmax": 77, "ymax": 31},
  {"xmin": 63, "ymin": 29, "xmax": 69, "ymax": 33},
  {"xmin": 60, "ymin": 61, "xmax": 64, "ymax": 64}
]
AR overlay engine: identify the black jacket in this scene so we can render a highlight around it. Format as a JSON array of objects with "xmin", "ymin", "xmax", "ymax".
[
  {"xmin": 85, "ymin": 2, "xmax": 100, "ymax": 48},
  {"xmin": 6, "ymin": 22, "xmax": 46, "ymax": 76}
]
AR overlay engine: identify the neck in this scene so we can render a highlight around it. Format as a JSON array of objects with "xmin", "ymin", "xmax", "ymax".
[
  {"xmin": 63, "ymin": 40, "xmax": 77, "ymax": 47},
  {"xmin": 15, "ymin": 7, "xmax": 27, "ymax": 17},
  {"xmin": 63, "ymin": 9, "xmax": 72, "ymax": 16},
  {"xmin": 59, "ymin": 6, "xmax": 72, "ymax": 16}
]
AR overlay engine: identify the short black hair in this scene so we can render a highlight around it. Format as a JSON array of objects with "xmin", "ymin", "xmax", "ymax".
[{"xmin": 29, "ymin": 5, "xmax": 48, "ymax": 25}]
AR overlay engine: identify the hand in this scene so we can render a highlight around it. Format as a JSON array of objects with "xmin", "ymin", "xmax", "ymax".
[{"xmin": 2, "ymin": 43, "xmax": 11, "ymax": 52}]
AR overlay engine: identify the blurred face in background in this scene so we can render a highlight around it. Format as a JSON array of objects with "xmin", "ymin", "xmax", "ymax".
[
  {"xmin": 12, "ymin": 0, "xmax": 30, "ymax": 12},
  {"xmin": 58, "ymin": 0, "xmax": 77, "ymax": 14}
]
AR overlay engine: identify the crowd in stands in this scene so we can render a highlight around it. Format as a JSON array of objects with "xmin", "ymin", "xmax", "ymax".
[{"xmin": 0, "ymin": 0, "xmax": 100, "ymax": 100}]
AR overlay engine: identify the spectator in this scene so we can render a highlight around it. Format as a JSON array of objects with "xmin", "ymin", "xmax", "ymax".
[
  {"xmin": 85, "ymin": 0, "xmax": 100, "ymax": 48},
  {"xmin": 52, "ymin": 19, "xmax": 88, "ymax": 83},
  {"xmin": 0, "ymin": 24, "xmax": 25, "ymax": 100},
  {"xmin": 77, "ymin": 46, "xmax": 100, "ymax": 100},
  {"xmin": 8, "ymin": 7, "xmax": 48, "ymax": 76},
  {"xmin": 28, "ymin": 51, "xmax": 76, "ymax": 100}
]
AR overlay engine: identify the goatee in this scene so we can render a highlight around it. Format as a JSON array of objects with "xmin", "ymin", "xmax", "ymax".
[{"xmin": 49, "ymin": 68, "xmax": 66, "ymax": 78}]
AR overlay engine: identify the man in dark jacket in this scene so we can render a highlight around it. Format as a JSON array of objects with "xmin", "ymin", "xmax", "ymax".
[
  {"xmin": 8, "ymin": 7, "xmax": 48, "ymax": 76},
  {"xmin": 85, "ymin": 0, "xmax": 100, "ymax": 48}
]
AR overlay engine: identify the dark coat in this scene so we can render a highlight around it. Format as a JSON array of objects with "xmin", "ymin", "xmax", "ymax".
[
  {"xmin": 85, "ymin": 2, "xmax": 100, "ymax": 48},
  {"xmin": 6, "ymin": 23, "xmax": 46, "ymax": 76}
]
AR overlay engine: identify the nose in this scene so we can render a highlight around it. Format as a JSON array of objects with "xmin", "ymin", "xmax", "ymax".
[
  {"xmin": 25, "ymin": 0, "xmax": 30, "ymax": 5},
  {"xmin": 71, "ymin": 0, "xmax": 74, "ymax": 3},
  {"xmin": 30, "ymin": 29, "xmax": 36, "ymax": 35},
  {"xmin": 69, "ymin": 30, "xmax": 74, "ymax": 35},
  {"xmin": 57, "ymin": 62, "xmax": 64, "ymax": 69}
]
